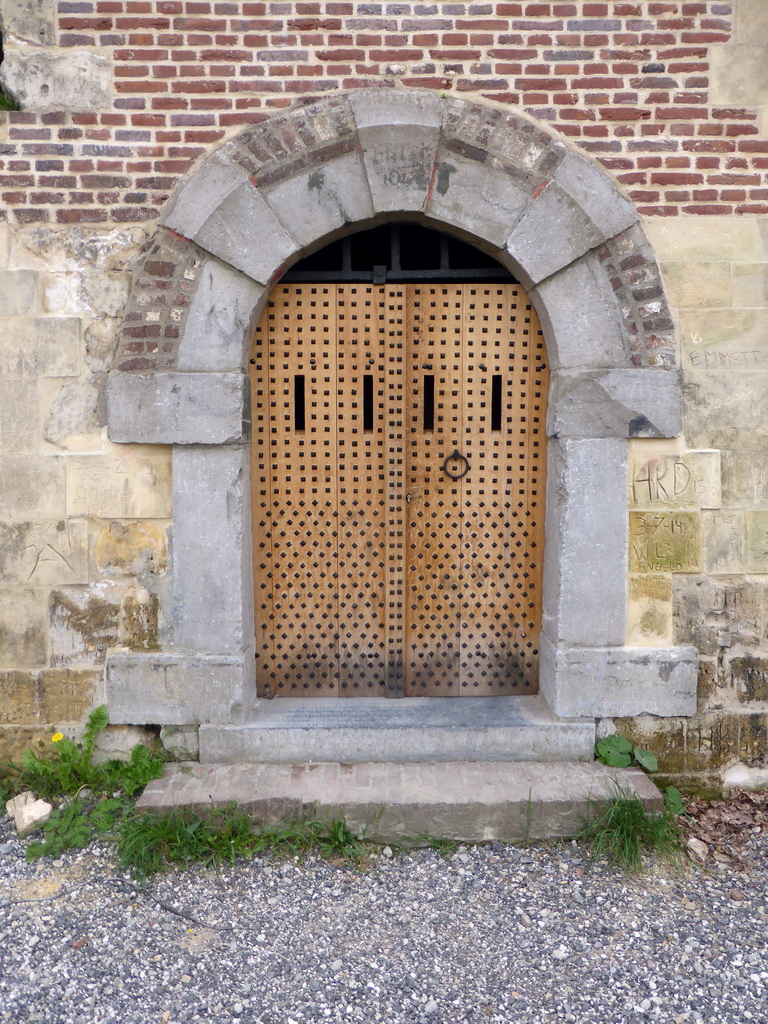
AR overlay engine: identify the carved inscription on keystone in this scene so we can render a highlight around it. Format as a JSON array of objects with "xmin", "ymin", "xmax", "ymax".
[
  {"xmin": 629, "ymin": 512, "xmax": 701, "ymax": 573},
  {"xmin": 629, "ymin": 451, "xmax": 720, "ymax": 509},
  {"xmin": 369, "ymin": 143, "xmax": 436, "ymax": 190}
]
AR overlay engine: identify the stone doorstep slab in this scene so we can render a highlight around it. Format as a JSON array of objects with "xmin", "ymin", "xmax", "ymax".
[
  {"xmin": 197, "ymin": 696, "xmax": 595, "ymax": 765},
  {"xmin": 136, "ymin": 762, "xmax": 661, "ymax": 843}
]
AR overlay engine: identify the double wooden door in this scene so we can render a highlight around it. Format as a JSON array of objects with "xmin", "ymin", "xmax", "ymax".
[{"xmin": 249, "ymin": 283, "xmax": 548, "ymax": 697}]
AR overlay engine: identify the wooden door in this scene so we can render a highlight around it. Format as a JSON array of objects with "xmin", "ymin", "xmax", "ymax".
[{"xmin": 250, "ymin": 282, "xmax": 548, "ymax": 697}]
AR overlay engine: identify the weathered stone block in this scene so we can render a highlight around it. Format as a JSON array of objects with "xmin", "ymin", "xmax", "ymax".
[
  {"xmin": 44, "ymin": 269, "xmax": 131, "ymax": 320},
  {"xmin": 425, "ymin": 151, "xmax": 531, "ymax": 248},
  {"xmin": 358, "ymin": 125, "xmax": 440, "ymax": 214},
  {"xmin": 542, "ymin": 438, "xmax": 627, "ymax": 647},
  {"xmin": 172, "ymin": 445, "xmax": 254, "ymax": 654},
  {"xmin": 0, "ymin": 50, "xmax": 112, "ymax": 112},
  {"xmin": 697, "ymin": 658, "xmax": 719, "ymax": 707},
  {"xmin": 11, "ymin": 223, "xmax": 149, "ymax": 275},
  {"xmin": 629, "ymin": 449, "xmax": 720, "ymax": 509},
  {"xmin": 673, "ymin": 575, "xmax": 764, "ymax": 656},
  {"xmin": 0, "ymin": 0, "xmax": 56, "ymax": 44},
  {"xmin": 0, "ymin": 270, "xmax": 39, "ymax": 316},
  {"xmin": 726, "ymin": 655, "xmax": 768, "ymax": 704},
  {"xmin": 92, "ymin": 520, "xmax": 168, "ymax": 578},
  {"xmin": 160, "ymin": 149, "xmax": 250, "ymax": 239},
  {"xmin": 0, "ymin": 317, "xmax": 79, "ymax": 377},
  {"xmin": 0, "ymin": 520, "xmax": 88, "ymax": 585},
  {"xmin": 711, "ymin": 45, "xmax": 768, "ymax": 108},
  {"xmin": 105, "ymin": 651, "xmax": 250, "ymax": 725},
  {"xmin": 49, "ymin": 584, "xmax": 122, "ymax": 667},
  {"xmin": 0, "ymin": 725, "xmax": 50, "ymax": 761},
  {"xmin": 0, "ymin": 457, "xmax": 66, "ymax": 519},
  {"xmin": 177, "ymin": 259, "xmax": 264, "ymax": 372},
  {"xmin": 119, "ymin": 586, "xmax": 160, "ymax": 650},
  {"xmin": 681, "ymin": 310, "xmax": 768, "ymax": 371},
  {"xmin": 39, "ymin": 668, "xmax": 101, "ymax": 724},
  {"xmin": 0, "ymin": 587, "xmax": 46, "ymax": 668},
  {"xmin": 685, "ymin": 372, "xmax": 768, "ymax": 451},
  {"xmin": 160, "ymin": 724, "xmax": 200, "ymax": 761},
  {"xmin": 702, "ymin": 511, "xmax": 747, "ymax": 574},
  {"xmin": 732, "ymin": 263, "xmax": 768, "ymax": 308},
  {"xmin": 627, "ymin": 574, "xmax": 673, "ymax": 647},
  {"xmin": 644, "ymin": 217, "xmax": 758, "ymax": 263},
  {"xmin": 107, "ymin": 372, "xmax": 248, "ymax": 445},
  {"xmin": 529, "ymin": 252, "xmax": 630, "ymax": 370},
  {"xmin": 506, "ymin": 150, "xmax": 637, "ymax": 288},
  {"xmin": 722, "ymin": 450, "xmax": 768, "ymax": 508},
  {"xmin": 0, "ymin": 380, "xmax": 38, "ymax": 454},
  {"xmin": 539, "ymin": 636, "xmax": 698, "ymax": 718},
  {"xmin": 548, "ymin": 367, "xmax": 682, "ymax": 439},
  {"xmin": 193, "ymin": 183, "xmax": 298, "ymax": 285},
  {"xmin": 84, "ymin": 319, "xmax": 120, "ymax": 374},
  {"xmin": 0, "ymin": 670, "xmax": 39, "ymax": 724},
  {"xmin": 265, "ymin": 153, "xmax": 374, "ymax": 250},
  {"xmin": 661, "ymin": 261, "xmax": 732, "ymax": 308},
  {"xmin": 746, "ymin": 511, "xmax": 768, "ymax": 572},
  {"xmin": 66, "ymin": 446, "xmax": 172, "ymax": 518},
  {"xmin": 50, "ymin": 583, "xmax": 160, "ymax": 667},
  {"xmin": 349, "ymin": 88, "xmax": 442, "ymax": 215},
  {"xmin": 739, "ymin": 713, "xmax": 768, "ymax": 767},
  {"xmin": 43, "ymin": 381, "xmax": 102, "ymax": 449},
  {"xmin": 629, "ymin": 511, "xmax": 701, "ymax": 573}
]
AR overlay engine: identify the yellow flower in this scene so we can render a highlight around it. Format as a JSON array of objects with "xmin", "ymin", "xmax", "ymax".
[{"xmin": 51, "ymin": 732, "xmax": 64, "ymax": 743}]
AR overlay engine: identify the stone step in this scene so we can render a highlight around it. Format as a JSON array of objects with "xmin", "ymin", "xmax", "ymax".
[
  {"xmin": 136, "ymin": 761, "xmax": 661, "ymax": 843},
  {"xmin": 198, "ymin": 696, "xmax": 595, "ymax": 765}
]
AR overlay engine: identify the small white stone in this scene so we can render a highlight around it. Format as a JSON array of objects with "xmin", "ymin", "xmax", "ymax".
[
  {"xmin": 5, "ymin": 791, "xmax": 36, "ymax": 819},
  {"xmin": 14, "ymin": 798, "xmax": 53, "ymax": 838},
  {"xmin": 330, "ymin": 959, "xmax": 343, "ymax": 972},
  {"xmin": 686, "ymin": 837, "xmax": 708, "ymax": 861},
  {"xmin": 425, "ymin": 998, "xmax": 439, "ymax": 1014}
]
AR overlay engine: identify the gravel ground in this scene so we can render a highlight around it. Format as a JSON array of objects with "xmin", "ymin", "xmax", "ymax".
[{"xmin": 1, "ymin": 814, "xmax": 767, "ymax": 1024}]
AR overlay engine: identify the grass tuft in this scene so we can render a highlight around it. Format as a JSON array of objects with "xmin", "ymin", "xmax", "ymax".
[
  {"xmin": 577, "ymin": 785, "xmax": 685, "ymax": 872},
  {"xmin": 117, "ymin": 806, "xmax": 369, "ymax": 878}
]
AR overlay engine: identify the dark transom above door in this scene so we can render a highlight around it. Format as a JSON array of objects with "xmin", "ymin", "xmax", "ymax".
[{"xmin": 249, "ymin": 282, "xmax": 549, "ymax": 697}]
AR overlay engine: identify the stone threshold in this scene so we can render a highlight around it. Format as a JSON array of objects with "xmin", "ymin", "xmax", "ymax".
[
  {"xmin": 198, "ymin": 695, "xmax": 595, "ymax": 764},
  {"xmin": 136, "ymin": 761, "xmax": 660, "ymax": 843}
]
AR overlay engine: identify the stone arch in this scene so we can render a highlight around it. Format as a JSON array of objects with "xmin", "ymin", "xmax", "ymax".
[{"xmin": 105, "ymin": 89, "xmax": 696, "ymax": 735}]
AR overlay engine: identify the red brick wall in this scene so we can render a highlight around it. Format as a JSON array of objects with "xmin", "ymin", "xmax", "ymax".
[{"xmin": 3, "ymin": 1, "xmax": 766, "ymax": 225}]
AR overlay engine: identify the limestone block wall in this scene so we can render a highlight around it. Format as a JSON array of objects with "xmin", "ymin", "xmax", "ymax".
[
  {"xmin": 0, "ymin": 0, "xmax": 766, "ymax": 788},
  {"xmin": 614, "ymin": 214, "xmax": 768, "ymax": 792},
  {"xmin": 0, "ymin": 218, "xmax": 172, "ymax": 756}
]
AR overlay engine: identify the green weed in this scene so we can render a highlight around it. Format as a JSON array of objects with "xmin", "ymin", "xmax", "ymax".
[
  {"xmin": 0, "ymin": 91, "xmax": 19, "ymax": 112},
  {"xmin": 595, "ymin": 734, "xmax": 658, "ymax": 772},
  {"xmin": 117, "ymin": 806, "xmax": 370, "ymax": 878},
  {"xmin": 577, "ymin": 785, "xmax": 684, "ymax": 872},
  {"xmin": 0, "ymin": 705, "xmax": 165, "ymax": 804}
]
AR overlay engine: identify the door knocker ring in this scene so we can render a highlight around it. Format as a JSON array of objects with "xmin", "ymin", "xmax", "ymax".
[{"xmin": 441, "ymin": 448, "xmax": 470, "ymax": 480}]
